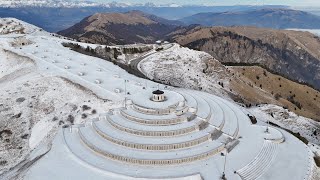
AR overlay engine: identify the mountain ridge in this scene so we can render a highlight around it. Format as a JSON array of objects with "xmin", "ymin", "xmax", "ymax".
[
  {"xmin": 58, "ymin": 11, "xmax": 182, "ymax": 45},
  {"xmin": 180, "ymin": 8, "xmax": 320, "ymax": 29},
  {"xmin": 169, "ymin": 25, "xmax": 320, "ymax": 90}
]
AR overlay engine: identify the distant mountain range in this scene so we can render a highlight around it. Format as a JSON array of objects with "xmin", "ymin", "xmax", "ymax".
[
  {"xmin": 180, "ymin": 8, "xmax": 320, "ymax": 29},
  {"xmin": 0, "ymin": 4, "xmax": 287, "ymax": 32},
  {"xmin": 0, "ymin": 1, "xmax": 284, "ymax": 9},
  {"xmin": 0, "ymin": 0, "xmax": 182, "ymax": 8},
  {"xmin": 58, "ymin": 11, "xmax": 180, "ymax": 45},
  {"xmin": 60, "ymin": 8, "xmax": 320, "ymax": 45},
  {"xmin": 59, "ymin": 9, "xmax": 320, "ymax": 91}
]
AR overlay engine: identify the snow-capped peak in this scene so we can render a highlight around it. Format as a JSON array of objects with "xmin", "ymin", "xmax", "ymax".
[
  {"xmin": 0, "ymin": 0, "xmax": 184, "ymax": 8},
  {"xmin": 0, "ymin": 0, "xmax": 99, "ymax": 8}
]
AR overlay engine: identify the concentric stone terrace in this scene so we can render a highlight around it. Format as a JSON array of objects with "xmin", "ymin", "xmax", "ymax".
[
  {"xmin": 26, "ymin": 88, "xmax": 317, "ymax": 180},
  {"xmin": 65, "ymin": 89, "xmax": 239, "ymax": 165}
]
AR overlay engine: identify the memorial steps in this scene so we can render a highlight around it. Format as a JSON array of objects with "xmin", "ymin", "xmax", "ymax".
[
  {"xmin": 120, "ymin": 108, "xmax": 190, "ymax": 126},
  {"xmin": 106, "ymin": 113, "xmax": 203, "ymax": 137},
  {"xmin": 61, "ymin": 89, "xmax": 284, "ymax": 175},
  {"xmin": 236, "ymin": 141, "xmax": 279, "ymax": 180},
  {"xmin": 92, "ymin": 119, "xmax": 219, "ymax": 151},
  {"xmin": 61, "ymin": 89, "xmax": 244, "ymax": 166},
  {"xmin": 178, "ymin": 90, "xmax": 211, "ymax": 120},
  {"xmin": 77, "ymin": 125, "xmax": 225, "ymax": 165},
  {"xmin": 190, "ymin": 91, "xmax": 239, "ymax": 138}
]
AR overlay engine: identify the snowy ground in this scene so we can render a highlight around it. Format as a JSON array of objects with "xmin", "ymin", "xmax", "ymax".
[
  {"xmin": 139, "ymin": 44, "xmax": 230, "ymax": 98},
  {"xmin": 138, "ymin": 42, "xmax": 320, "ymax": 142},
  {"xmin": 0, "ymin": 19, "xmax": 122, "ymax": 176},
  {"xmin": 0, "ymin": 18, "xmax": 43, "ymax": 35},
  {"xmin": 0, "ymin": 18, "xmax": 319, "ymax": 179},
  {"xmin": 0, "ymin": 48, "xmax": 120, "ymax": 175},
  {"xmin": 137, "ymin": 40, "xmax": 320, "ymax": 177},
  {"xmin": 248, "ymin": 104, "xmax": 320, "ymax": 145}
]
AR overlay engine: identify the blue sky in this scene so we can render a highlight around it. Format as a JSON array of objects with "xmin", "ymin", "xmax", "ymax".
[{"xmin": 89, "ymin": 0, "xmax": 319, "ymax": 6}]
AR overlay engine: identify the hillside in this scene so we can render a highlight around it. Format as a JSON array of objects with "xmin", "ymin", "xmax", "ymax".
[
  {"xmin": 0, "ymin": 18, "xmax": 319, "ymax": 179},
  {"xmin": 180, "ymin": 8, "xmax": 320, "ymax": 29},
  {"xmin": 230, "ymin": 66, "xmax": 320, "ymax": 121},
  {"xmin": 136, "ymin": 43, "xmax": 320, "ymax": 123},
  {"xmin": 58, "ymin": 11, "xmax": 181, "ymax": 45},
  {"xmin": 170, "ymin": 26, "xmax": 320, "ymax": 90}
]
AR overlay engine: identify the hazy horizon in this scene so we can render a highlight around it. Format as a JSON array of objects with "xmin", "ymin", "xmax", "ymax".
[{"xmin": 86, "ymin": 0, "xmax": 320, "ymax": 7}]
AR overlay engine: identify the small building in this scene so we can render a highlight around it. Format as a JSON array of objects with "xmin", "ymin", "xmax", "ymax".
[{"xmin": 152, "ymin": 90, "xmax": 165, "ymax": 102}]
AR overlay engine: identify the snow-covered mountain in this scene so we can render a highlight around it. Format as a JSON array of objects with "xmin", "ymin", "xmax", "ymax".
[
  {"xmin": 0, "ymin": 0, "xmax": 182, "ymax": 8},
  {"xmin": 0, "ymin": 0, "xmax": 126, "ymax": 8}
]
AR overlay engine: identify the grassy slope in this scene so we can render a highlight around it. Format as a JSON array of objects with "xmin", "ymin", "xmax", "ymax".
[{"xmin": 230, "ymin": 66, "xmax": 320, "ymax": 121}]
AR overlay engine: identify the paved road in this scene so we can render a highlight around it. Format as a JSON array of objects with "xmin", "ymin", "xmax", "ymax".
[{"xmin": 129, "ymin": 44, "xmax": 174, "ymax": 76}]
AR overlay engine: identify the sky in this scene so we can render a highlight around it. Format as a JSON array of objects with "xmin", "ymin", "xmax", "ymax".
[{"xmin": 89, "ymin": 0, "xmax": 320, "ymax": 6}]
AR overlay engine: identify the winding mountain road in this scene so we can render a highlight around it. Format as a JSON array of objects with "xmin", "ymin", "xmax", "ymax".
[{"xmin": 129, "ymin": 43, "xmax": 174, "ymax": 77}]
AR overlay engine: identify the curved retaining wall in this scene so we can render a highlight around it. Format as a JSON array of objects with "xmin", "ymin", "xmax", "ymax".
[
  {"xmin": 107, "ymin": 116, "xmax": 201, "ymax": 137},
  {"xmin": 79, "ymin": 129, "xmax": 225, "ymax": 165},
  {"xmin": 93, "ymin": 122, "xmax": 212, "ymax": 151},
  {"xmin": 62, "ymin": 129, "xmax": 203, "ymax": 180},
  {"xmin": 132, "ymin": 103, "xmax": 174, "ymax": 115},
  {"xmin": 120, "ymin": 110, "xmax": 187, "ymax": 126}
]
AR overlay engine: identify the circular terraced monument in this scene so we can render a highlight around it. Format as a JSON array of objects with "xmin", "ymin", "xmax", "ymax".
[{"xmin": 25, "ymin": 88, "xmax": 318, "ymax": 180}]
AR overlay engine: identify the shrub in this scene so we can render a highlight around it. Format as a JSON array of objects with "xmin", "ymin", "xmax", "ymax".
[
  {"xmin": 274, "ymin": 93, "xmax": 282, "ymax": 100},
  {"xmin": 82, "ymin": 105, "xmax": 91, "ymax": 111},
  {"xmin": 52, "ymin": 116, "xmax": 58, "ymax": 121},
  {"xmin": 20, "ymin": 134, "xmax": 29, "ymax": 139},
  {"xmin": 0, "ymin": 129, "xmax": 12, "ymax": 139},
  {"xmin": 247, "ymin": 114, "xmax": 257, "ymax": 124},
  {"xmin": 14, "ymin": 112, "xmax": 22, "ymax": 118},
  {"xmin": 287, "ymin": 95, "xmax": 302, "ymax": 109},
  {"xmin": 81, "ymin": 114, "xmax": 87, "ymax": 119},
  {"xmin": 263, "ymin": 70, "xmax": 267, "ymax": 76},
  {"xmin": 0, "ymin": 160, "xmax": 7, "ymax": 166},
  {"xmin": 67, "ymin": 115, "xmax": 75, "ymax": 124}
]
